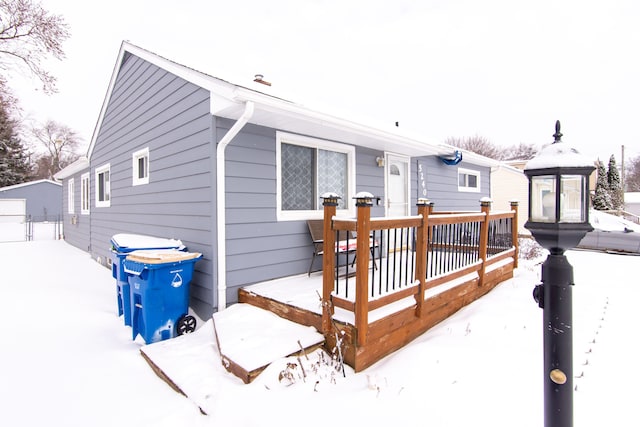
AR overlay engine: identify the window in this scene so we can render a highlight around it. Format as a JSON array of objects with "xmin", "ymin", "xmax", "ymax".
[
  {"xmin": 132, "ymin": 147, "xmax": 149, "ymax": 186},
  {"xmin": 81, "ymin": 173, "xmax": 90, "ymax": 214},
  {"xmin": 276, "ymin": 132, "xmax": 355, "ymax": 220},
  {"xmin": 68, "ymin": 179, "xmax": 75, "ymax": 214},
  {"xmin": 95, "ymin": 163, "xmax": 111, "ymax": 207},
  {"xmin": 458, "ymin": 168, "xmax": 481, "ymax": 192}
]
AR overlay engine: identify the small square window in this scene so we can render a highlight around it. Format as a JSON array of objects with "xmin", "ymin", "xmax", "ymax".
[
  {"xmin": 132, "ymin": 147, "xmax": 149, "ymax": 186},
  {"xmin": 458, "ymin": 168, "xmax": 481, "ymax": 193}
]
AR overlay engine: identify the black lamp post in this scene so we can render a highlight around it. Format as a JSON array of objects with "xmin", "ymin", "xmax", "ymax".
[{"xmin": 524, "ymin": 121, "xmax": 595, "ymax": 427}]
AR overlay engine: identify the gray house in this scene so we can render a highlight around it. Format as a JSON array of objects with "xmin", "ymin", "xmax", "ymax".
[
  {"xmin": 55, "ymin": 41, "xmax": 498, "ymax": 319},
  {"xmin": 0, "ymin": 179, "xmax": 62, "ymax": 221}
]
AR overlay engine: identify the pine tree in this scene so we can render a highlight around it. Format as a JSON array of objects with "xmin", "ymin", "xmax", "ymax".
[
  {"xmin": 0, "ymin": 88, "xmax": 31, "ymax": 187},
  {"xmin": 607, "ymin": 155, "xmax": 623, "ymax": 210},
  {"xmin": 592, "ymin": 160, "xmax": 612, "ymax": 210}
]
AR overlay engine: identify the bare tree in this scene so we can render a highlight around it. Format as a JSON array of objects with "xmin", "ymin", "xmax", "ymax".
[
  {"xmin": 0, "ymin": 0, "xmax": 70, "ymax": 93},
  {"xmin": 501, "ymin": 142, "xmax": 538, "ymax": 161},
  {"xmin": 444, "ymin": 135, "xmax": 503, "ymax": 160},
  {"xmin": 626, "ymin": 155, "xmax": 640, "ymax": 192},
  {"xmin": 30, "ymin": 119, "xmax": 80, "ymax": 179},
  {"xmin": 444, "ymin": 135, "xmax": 538, "ymax": 161}
]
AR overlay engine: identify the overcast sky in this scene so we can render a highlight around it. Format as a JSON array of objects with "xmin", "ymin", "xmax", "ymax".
[{"xmin": 9, "ymin": 0, "xmax": 640, "ymax": 164}]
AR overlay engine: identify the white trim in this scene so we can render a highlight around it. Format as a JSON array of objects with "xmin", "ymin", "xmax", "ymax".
[
  {"xmin": 53, "ymin": 157, "xmax": 89, "ymax": 180},
  {"xmin": 132, "ymin": 147, "xmax": 150, "ymax": 186},
  {"xmin": 276, "ymin": 131, "xmax": 356, "ymax": 221},
  {"xmin": 216, "ymin": 101, "xmax": 255, "ymax": 311},
  {"xmin": 0, "ymin": 179, "xmax": 62, "ymax": 192},
  {"xmin": 458, "ymin": 167, "xmax": 481, "ymax": 193},
  {"xmin": 80, "ymin": 173, "xmax": 90, "ymax": 215},
  {"xmin": 67, "ymin": 179, "xmax": 75, "ymax": 214},
  {"xmin": 95, "ymin": 163, "xmax": 111, "ymax": 208}
]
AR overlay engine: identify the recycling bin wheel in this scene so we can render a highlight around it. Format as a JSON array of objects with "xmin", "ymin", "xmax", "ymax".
[{"xmin": 177, "ymin": 315, "xmax": 196, "ymax": 335}]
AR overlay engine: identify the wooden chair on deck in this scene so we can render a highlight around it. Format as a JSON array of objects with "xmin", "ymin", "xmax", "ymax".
[{"xmin": 307, "ymin": 219, "xmax": 378, "ymax": 276}]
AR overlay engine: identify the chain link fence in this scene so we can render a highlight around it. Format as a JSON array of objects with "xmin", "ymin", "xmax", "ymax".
[{"xmin": 0, "ymin": 215, "xmax": 63, "ymax": 243}]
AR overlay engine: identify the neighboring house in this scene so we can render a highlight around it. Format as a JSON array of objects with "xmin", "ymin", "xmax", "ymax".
[
  {"xmin": 54, "ymin": 41, "xmax": 498, "ymax": 319},
  {"xmin": 0, "ymin": 179, "xmax": 62, "ymax": 221},
  {"xmin": 624, "ymin": 192, "xmax": 640, "ymax": 221},
  {"xmin": 490, "ymin": 162, "xmax": 528, "ymax": 233}
]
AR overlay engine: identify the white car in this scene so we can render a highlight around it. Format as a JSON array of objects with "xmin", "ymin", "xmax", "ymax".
[{"xmin": 577, "ymin": 210, "xmax": 640, "ymax": 254}]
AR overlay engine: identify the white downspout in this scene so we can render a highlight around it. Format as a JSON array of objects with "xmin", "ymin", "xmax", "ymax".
[{"xmin": 216, "ymin": 101, "xmax": 255, "ymax": 311}]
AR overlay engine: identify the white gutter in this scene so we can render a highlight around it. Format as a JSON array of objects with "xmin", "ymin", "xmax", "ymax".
[{"xmin": 215, "ymin": 101, "xmax": 255, "ymax": 311}]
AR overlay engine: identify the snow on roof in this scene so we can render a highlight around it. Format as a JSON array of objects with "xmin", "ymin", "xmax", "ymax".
[
  {"xmin": 0, "ymin": 179, "xmax": 62, "ymax": 192},
  {"xmin": 53, "ymin": 156, "xmax": 89, "ymax": 180},
  {"xmin": 85, "ymin": 41, "xmax": 498, "ymax": 167}
]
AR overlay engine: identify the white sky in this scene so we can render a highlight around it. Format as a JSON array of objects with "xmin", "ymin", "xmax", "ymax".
[{"xmin": 9, "ymin": 0, "xmax": 640, "ymax": 163}]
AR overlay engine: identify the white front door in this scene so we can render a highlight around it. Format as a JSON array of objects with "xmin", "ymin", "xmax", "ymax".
[
  {"xmin": 385, "ymin": 154, "xmax": 410, "ymax": 251},
  {"xmin": 386, "ymin": 154, "xmax": 409, "ymax": 217}
]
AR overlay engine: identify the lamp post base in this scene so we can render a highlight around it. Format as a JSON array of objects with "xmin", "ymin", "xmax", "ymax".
[{"xmin": 540, "ymin": 251, "xmax": 574, "ymax": 427}]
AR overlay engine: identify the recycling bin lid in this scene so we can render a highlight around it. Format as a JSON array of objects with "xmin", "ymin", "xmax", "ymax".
[
  {"xmin": 111, "ymin": 233, "xmax": 184, "ymax": 251},
  {"xmin": 125, "ymin": 249, "xmax": 202, "ymax": 264}
]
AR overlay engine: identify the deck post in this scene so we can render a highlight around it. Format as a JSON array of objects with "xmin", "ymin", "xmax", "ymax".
[
  {"xmin": 478, "ymin": 198, "xmax": 492, "ymax": 287},
  {"xmin": 414, "ymin": 199, "xmax": 431, "ymax": 318},
  {"xmin": 510, "ymin": 200, "xmax": 519, "ymax": 268},
  {"xmin": 321, "ymin": 194, "xmax": 339, "ymax": 335},
  {"xmin": 354, "ymin": 192, "xmax": 373, "ymax": 347}
]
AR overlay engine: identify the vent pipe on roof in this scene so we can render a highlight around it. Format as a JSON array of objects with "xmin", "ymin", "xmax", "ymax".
[
  {"xmin": 216, "ymin": 101, "xmax": 255, "ymax": 311},
  {"xmin": 253, "ymin": 74, "xmax": 272, "ymax": 86}
]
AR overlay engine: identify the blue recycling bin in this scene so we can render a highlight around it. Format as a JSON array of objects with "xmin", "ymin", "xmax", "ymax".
[
  {"xmin": 110, "ymin": 234, "xmax": 185, "ymax": 326},
  {"xmin": 123, "ymin": 250, "xmax": 202, "ymax": 344}
]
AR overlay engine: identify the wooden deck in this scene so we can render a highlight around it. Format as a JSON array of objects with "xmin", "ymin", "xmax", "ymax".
[
  {"xmin": 239, "ymin": 198, "xmax": 519, "ymax": 372},
  {"xmin": 239, "ymin": 253, "xmax": 514, "ymax": 372}
]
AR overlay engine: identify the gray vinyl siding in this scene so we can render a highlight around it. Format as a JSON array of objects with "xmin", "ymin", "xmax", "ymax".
[
  {"xmin": 89, "ymin": 53, "xmax": 215, "ymax": 317},
  {"xmin": 355, "ymin": 147, "xmax": 385, "ymax": 218},
  {"xmin": 222, "ymin": 122, "xmax": 387, "ymax": 301},
  {"xmin": 411, "ymin": 156, "xmax": 490, "ymax": 212},
  {"xmin": 61, "ymin": 172, "xmax": 91, "ymax": 252}
]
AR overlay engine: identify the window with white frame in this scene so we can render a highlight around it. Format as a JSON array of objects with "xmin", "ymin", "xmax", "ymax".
[
  {"xmin": 458, "ymin": 168, "xmax": 481, "ymax": 192},
  {"xmin": 68, "ymin": 179, "xmax": 75, "ymax": 214},
  {"xmin": 132, "ymin": 147, "xmax": 149, "ymax": 186},
  {"xmin": 95, "ymin": 163, "xmax": 111, "ymax": 207},
  {"xmin": 276, "ymin": 132, "xmax": 355, "ymax": 220},
  {"xmin": 81, "ymin": 173, "xmax": 90, "ymax": 214}
]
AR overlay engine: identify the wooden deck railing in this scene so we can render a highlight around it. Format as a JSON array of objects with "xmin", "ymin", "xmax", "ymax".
[{"xmin": 321, "ymin": 196, "xmax": 519, "ymax": 347}]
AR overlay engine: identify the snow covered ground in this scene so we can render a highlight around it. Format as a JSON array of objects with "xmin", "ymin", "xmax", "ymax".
[{"xmin": 0, "ymin": 238, "xmax": 637, "ymax": 426}]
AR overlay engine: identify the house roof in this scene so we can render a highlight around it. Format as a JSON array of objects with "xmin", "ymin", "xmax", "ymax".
[
  {"xmin": 53, "ymin": 157, "xmax": 89, "ymax": 180},
  {"xmin": 491, "ymin": 162, "xmax": 526, "ymax": 176},
  {"xmin": 85, "ymin": 41, "xmax": 498, "ymax": 167},
  {"xmin": 0, "ymin": 179, "xmax": 62, "ymax": 192}
]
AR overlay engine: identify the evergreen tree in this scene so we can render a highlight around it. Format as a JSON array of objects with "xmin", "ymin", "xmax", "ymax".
[
  {"xmin": 607, "ymin": 155, "xmax": 623, "ymax": 210},
  {"xmin": 592, "ymin": 160, "xmax": 612, "ymax": 210},
  {"xmin": 0, "ymin": 86, "xmax": 31, "ymax": 187}
]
